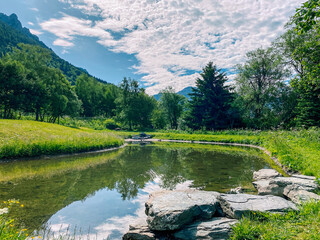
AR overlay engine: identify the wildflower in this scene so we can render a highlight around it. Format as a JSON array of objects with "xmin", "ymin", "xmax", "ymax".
[
  {"xmin": 21, "ymin": 204, "xmax": 24, "ymax": 208},
  {"xmin": 0, "ymin": 208, "xmax": 9, "ymax": 215}
]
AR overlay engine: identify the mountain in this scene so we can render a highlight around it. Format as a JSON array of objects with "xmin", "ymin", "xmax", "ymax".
[
  {"xmin": 0, "ymin": 13, "xmax": 105, "ymax": 85},
  {"xmin": 153, "ymin": 86, "xmax": 193, "ymax": 100}
]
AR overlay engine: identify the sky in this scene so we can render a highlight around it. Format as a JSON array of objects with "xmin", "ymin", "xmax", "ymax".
[{"xmin": 1, "ymin": 0, "xmax": 306, "ymax": 95}]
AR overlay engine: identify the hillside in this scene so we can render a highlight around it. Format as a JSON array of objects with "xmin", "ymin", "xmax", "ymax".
[{"xmin": 0, "ymin": 13, "xmax": 105, "ymax": 85}]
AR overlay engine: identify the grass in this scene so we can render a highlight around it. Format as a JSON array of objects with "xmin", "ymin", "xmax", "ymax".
[
  {"xmin": 0, "ymin": 120, "xmax": 124, "ymax": 159},
  {"xmin": 230, "ymin": 201, "xmax": 320, "ymax": 240}
]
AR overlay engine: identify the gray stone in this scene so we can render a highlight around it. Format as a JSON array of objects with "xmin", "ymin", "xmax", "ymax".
[
  {"xmin": 123, "ymin": 224, "xmax": 157, "ymax": 240},
  {"xmin": 253, "ymin": 169, "xmax": 282, "ymax": 181},
  {"xmin": 123, "ymin": 223, "xmax": 172, "ymax": 240},
  {"xmin": 227, "ymin": 187, "xmax": 245, "ymax": 194},
  {"xmin": 291, "ymin": 174, "xmax": 316, "ymax": 181},
  {"xmin": 174, "ymin": 218, "xmax": 238, "ymax": 240},
  {"xmin": 218, "ymin": 194, "xmax": 298, "ymax": 219},
  {"xmin": 270, "ymin": 177, "xmax": 318, "ymax": 192},
  {"xmin": 253, "ymin": 176, "xmax": 319, "ymax": 196},
  {"xmin": 252, "ymin": 179, "xmax": 284, "ymax": 196},
  {"xmin": 284, "ymin": 185, "xmax": 320, "ymax": 204},
  {"xmin": 145, "ymin": 190, "xmax": 221, "ymax": 231}
]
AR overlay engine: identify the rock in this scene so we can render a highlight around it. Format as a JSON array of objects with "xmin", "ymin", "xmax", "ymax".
[
  {"xmin": 174, "ymin": 218, "xmax": 238, "ymax": 240},
  {"xmin": 123, "ymin": 223, "xmax": 172, "ymax": 240},
  {"xmin": 253, "ymin": 169, "xmax": 282, "ymax": 181},
  {"xmin": 291, "ymin": 174, "xmax": 316, "ymax": 181},
  {"xmin": 252, "ymin": 179, "xmax": 284, "ymax": 196},
  {"xmin": 123, "ymin": 224, "xmax": 157, "ymax": 240},
  {"xmin": 145, "ymin": 190, "xmax": 221, "ymax": 231},
  {"xmin": 270, "ymin": 177, "xmax": 318, "ymax": 192},
  {"xmin": 218, "ymin": 194, "xmax": 298, "ymax": 219},
  {"xmin": 253, "ymin": 176, "xmax": 319, "ymax": 196},
  {"xmin": 284, "ymin": 185, "xmax": 320, "ymax": 204}
]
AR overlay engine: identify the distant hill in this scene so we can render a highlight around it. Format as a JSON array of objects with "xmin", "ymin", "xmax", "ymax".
[
  {"xmin": 0, "ymin": 13, "xmax": 105, "ymax": 85},
  {"xmin": 153, "ymin": 86, "xmax": 193, "ymax": 100}
]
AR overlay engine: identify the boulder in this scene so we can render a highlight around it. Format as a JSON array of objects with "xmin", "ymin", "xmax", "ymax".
[
  {"xmin": 218, "ymin": 194, "xmax": 297, "ymax": 219},
  {"xmin": 253, "ymin": 176, "xmax": 319, "ymax": 196},
  {"xmin": 173, "ymin": 217, "xmax": 238, "ymax": 240},
  {"xmin": 291, "ymin": 174, "xmax": 316, "ymax": 181},
  {"xmin": 271, "ymin": 177, "xmax": 318, "ymax": 192},
  {"xmin": 252, "ymin": 179, "xmax": 284, "ymax": 196},
  {"xmin": 284, "ymin": 185, "xmax": 320, "ymax": 204},
  {"xmin": 123, "ymin": 223, "xmax": 172, "ymax": 240},
  {"xmin": 145, "ymin": 190, "xmax": 221, "ymax": 231},
  {"xmin": 253, "ymin": 169, "xmax": 282, "ymax": 181}
]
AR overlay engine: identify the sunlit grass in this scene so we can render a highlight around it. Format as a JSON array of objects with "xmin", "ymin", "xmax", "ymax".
[
  {"xmin": 0, "ymin": 120, "xmax": 124, "ymax": 159},
  {"xmin": 230, "ymin": 201, "xmax": 320, "ymax": 240}
]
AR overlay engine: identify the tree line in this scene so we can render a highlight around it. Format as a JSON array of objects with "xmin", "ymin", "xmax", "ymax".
[{"xmin": 0, "ymin": 0, "xmax": 319, "ymax": 129}]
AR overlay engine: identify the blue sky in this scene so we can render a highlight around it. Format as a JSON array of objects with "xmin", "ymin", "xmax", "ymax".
[{"xmin": 1, "ymin": 0, "xmax": 305, "ymax": 94}]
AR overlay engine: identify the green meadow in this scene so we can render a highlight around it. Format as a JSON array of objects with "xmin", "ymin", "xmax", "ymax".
[{"xmin": 0, "ymin": 120, "xmax": 124, "ymax": 159}]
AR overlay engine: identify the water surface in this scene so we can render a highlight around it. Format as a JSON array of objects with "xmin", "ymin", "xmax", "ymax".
[{"xmin": 0, "ymin": 143, "xmax": 272, "ymax": 239}]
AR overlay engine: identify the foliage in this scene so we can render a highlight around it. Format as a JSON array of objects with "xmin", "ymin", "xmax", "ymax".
[
  {"xmin": 186, "ymin": 62, "xmax": 235, "ymax": 130},
  {"xmin": 0, "ymin": 44, "xmax": 82, "ymax": 123},
  {"xmin": 284, "ymin": 0, "xmax": 320, "ymax": 127},
  {"xmin": 231, "ymin": 201, "xmax": 320, "ymax": 240},
  {"xmin": 75, "ymin": 74, "xmax": 119, "ymax": 117},
  {"xmin": 0, "ymin": 200, "xmax": 29, "ymax": 240},
  {"xmin": 235, "ymin": 48, "xmax": 293, "ymax": 129},
  {"xmin": 115, "ymin": 78, "xmax": 156, "ymax": 129},
  {"xmin": 159, "ymin": 87, "xmax": 186, "ymax": 129},
  {"xmin": 0, "ymin": 120, "xmax": 123, "ymax": 159}
]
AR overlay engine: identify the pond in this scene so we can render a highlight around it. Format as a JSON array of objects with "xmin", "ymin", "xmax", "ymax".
[{"xmin": 0, "ymin": 143, "xmax": 273, "ymax": 239}]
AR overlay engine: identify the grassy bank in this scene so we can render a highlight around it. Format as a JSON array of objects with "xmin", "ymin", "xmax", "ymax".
[
  {"xmin": 231, "ymin": 201, "xmax": 320, "ymax": 240},
  {"xmin": 0, "ymin": 120, "xmax": 124, "ymax": 159}
]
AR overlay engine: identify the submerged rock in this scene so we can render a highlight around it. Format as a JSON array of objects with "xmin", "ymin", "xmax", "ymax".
[
  {"xmin": 173, "ymin": 217, "xmax": 238, "ymax": 240},
  {"xmin": 145, "ymin": 190, "xmax": 221, "ymax": 231},
  {"xmin": 218, "ymin": 194, "xmax": 297, "ymax": 219},
  {"xmin": 253, "ymin": 169, "xmax": 282, "ymax": 181}
]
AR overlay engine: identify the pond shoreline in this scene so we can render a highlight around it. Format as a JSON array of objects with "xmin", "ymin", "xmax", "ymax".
[{"xmin": 125, "ymin": 138, "xmax": 291, "ymax": 175}]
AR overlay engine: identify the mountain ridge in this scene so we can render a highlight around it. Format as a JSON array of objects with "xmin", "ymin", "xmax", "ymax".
[{"xmin": 0, "ymin": 12, "xmax": 106, "ymax": 85}]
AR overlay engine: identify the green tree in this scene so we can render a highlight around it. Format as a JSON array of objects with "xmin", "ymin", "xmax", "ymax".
[
  {"xmin": 286, "ymin": 0, "xmax": 320, "ymax": 127},
  {"xmin": 0, "ymin": 60, "xmax": 26, "ymax": 118},
  {"xmin": 235, "ymin": 48, "xmax": 292, "ymax": 128},
  {"xmin": 159, "ymin": 87, "xmax": 185, "ymax": 129},
  {"xmin": 116, "ymin": 78, "xmax": 155, "ymax": 129},
  {"xmin": 186, "ymin": 62, "xmax": 234, "ymax": 130}
]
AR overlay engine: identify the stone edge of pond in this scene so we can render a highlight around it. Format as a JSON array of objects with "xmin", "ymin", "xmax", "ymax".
[{"xmin": 122, "ymin": 168, "xmax": 320, "ymax": 240}]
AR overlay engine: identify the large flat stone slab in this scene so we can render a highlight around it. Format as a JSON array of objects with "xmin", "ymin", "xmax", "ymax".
[
  {"xmin": 174, "ymin": 217, "xmax": 238, "ymax": 240},
  {"xmin": 145, "ymin": 190, "xmax": 221, "ymax": 231},
  {"xmin": 271, "ymin": 177, "xmax": 318, "ymax": 192},
  {"xmin": 218, "ymin": 194, "xmax": 297, "ymax": 219},
  {"xmin": 253, "ymin": 169, "xmax": 282, "ymax": 181}
]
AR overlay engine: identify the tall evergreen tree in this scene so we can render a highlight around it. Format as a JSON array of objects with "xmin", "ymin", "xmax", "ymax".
[{"xmin": 186, "ymin": 62, "xmax": 234, "ymax": 130}]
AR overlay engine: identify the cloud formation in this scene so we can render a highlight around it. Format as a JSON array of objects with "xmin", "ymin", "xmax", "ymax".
[{"xmin": 40, "ymin": 0, "xmax": 305, "ymax": 94}]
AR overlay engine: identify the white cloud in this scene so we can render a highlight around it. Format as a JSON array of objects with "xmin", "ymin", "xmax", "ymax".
[
  {"xmin": 28, "ymin": 21, "xmax": 34, "ymax": 26},
  {"xmin": 29, "ymin": 29, "xmax": 42, "ymax": 35},
  {"xmin": 30, "ymin": 7, "xmax": 39, "ymax": 12},
  {"xmin": 53, "ymin": 38, "xmax": 75, "ymax": 47},
  {"xmin": 41, "ymin": 0, "xmax": 305, "ymax": 94}
]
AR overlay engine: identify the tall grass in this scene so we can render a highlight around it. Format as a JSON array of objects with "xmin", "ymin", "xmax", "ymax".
[
  {"xmin": 0, "ymin": 120, "xmax": 124, "ymax": 159},
  {"xmin": 231, "ymin": 201, "xmax": 320, "ymax": 240}
]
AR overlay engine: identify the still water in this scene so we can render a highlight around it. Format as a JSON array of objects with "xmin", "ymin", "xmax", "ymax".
[{"xmin": 0, "ymin": 143, "xmax": 272, "ymax": 239}]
